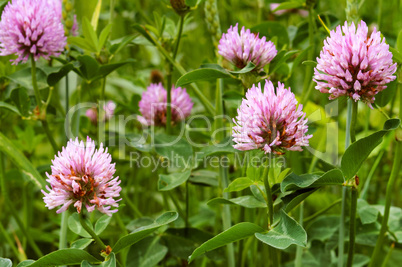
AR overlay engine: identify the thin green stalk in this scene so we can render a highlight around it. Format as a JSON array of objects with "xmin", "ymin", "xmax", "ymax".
[
  {"xmin": 31, "ymin": 56, "xmax": 59, "ymax": 153},
  {"xmin": 301, "ymin": 7, "xmax": 315, "ymax": 99},
  {"xmin": 350, "ymin": 101, "xmax": 358, "ymax": 143},
  {"xmin": 304, "ymin": 199, "xmax": 342, "ymax": 224},
  {"xmin": 31, "ymin": 57, "xmax": 43, "ymax": 111},
  {"xmin": 185, "ymin": 181, "xmax": 189, "ymax": 230},
  {"xmin": 109, "ymin": 0, "xmax": 115, "ymax": 24},
  {"xmin": 369, "ymin": 138, "xmax": 402, "ymax": 266},
  {"xmin": 360, "ymin": 150, "xmax": 384, "ymax": 200},
  {"xmin": 59, "ymin": 212, "xmax": 69, "ymax": 250},
  {"xmin": 166, "ymin": 15, "xmax": 185, "ymax": 133},
  {"xmin": 262, "ymin": 164, "xmax": 279, "ymax": 267},
  {"xmin": 167, "ymin": 191, "xmax": 186, "ymax": 220},
  {"xmin": 346, "ymin": 187, "xmax": 358, "ymax": 267},
  {"xmin": 346, "ymin": 0, "xmax": 360, "ymax": 24},
  {"xmin": 295, "ymin": 202, "xmax": 304, "ymax": 267},
  {"xmin": 79, "ymin": 212, "xmax": 107, "ymax": 250},
  {"xmin": 346, "ymin": 100, "xmax": 358, "ymax": 266},
  {"xmin": 41, "ymin": 120, "xmax": 58, "ymax": 153},
  {"xmin": 215, "ymin": 79, "xmax": 235, "ymax": 267},
  {"xmin": 120, "ymin": 191, "xmax": 143, "ymax": 218},
  {"xmin": 377, "ymin": 0, "xmax": 383, "ymax": 29},
  {"xmin": 381, "ymin": 243, "xmax": 395, "ymax": 267},
  {"xmin": 338, "ymin": 99, "xmax": 353, "ymax": 267},
  {"xmin": 262, "ymin": 165, "xmax": 273, "ymax": 228}
]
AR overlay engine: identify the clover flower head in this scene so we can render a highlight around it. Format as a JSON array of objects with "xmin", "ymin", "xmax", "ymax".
[
  {"xmin": 218, "ymin": 23, "xmax": 277, "ymax": 70},
  {"xmin": 138, "ymin": 83, "xmax": 193, "ymax": 126},
  {"xmin": 314, "ymin": 20, "xmax": 397, "ymax": 107},
  {"xmin": 0, "ymin": 0, "xmax": 67, "ymax": 64},
  {"xmin": 42, "ymin": 137, "xmax": 121, "ymax": 216},
  {"xmin": 233, "ymin": 80, "xmax": 312, "ymax": 154}
]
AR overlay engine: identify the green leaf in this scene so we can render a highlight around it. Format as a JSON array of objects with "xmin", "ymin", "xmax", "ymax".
[
  {"xmin": 396, "ymin": 30, "xmax": 402, "ymax": 53},
  {"xmin": 188, "ymin": 222, "xmax": 265, "ymax": 263},
  {"xmin": 132, "ymin": 24, "xmax": 156, "ymax": 45},
  {"xmin": 229, "ymin": 62, "xmax": 257, "ymax": 74},
  {"xmin": 224, "ymin": 177, "xmax": 254, "ymax": 192},
  {"xmin": 269, "ymin": 50, "xmax": 298, "ymax": 75},
  {"xmin": 82, "ymin": 17, "xmax": 99, "ymax": 52},
  {"xmin": 46, "ymin": 63, "xmax": 76, "ymax": 86},
  {"xmin": 185, "ymin": 0, "xmax": 197, "ymax": 7},
  {"xmin": 281, "ymin": 169, "xmax": 344, "ymax": 192},
  {"xmin": 7, "ymin": 67, "xmax": 48, "ymax": 90},
  {"xmin": 98, "ymin": 24, "xmax": 113, "ymax": 52},
  {"xmin": 0, "ymin": 132, "xmax": 45, "ymax": 188},
  {"xmin": 126, "ymin": 236, "xmax": 168, "ymax": 267},
  {"xmin": 0, "ymin": 101, "xmax": 21, "ymax": 115},
  {"xmin": 10, "ymin": 88, "xmax": 30, "ymax": 117},
  {"xmin": 291, "ymin": 47, "xmax": 310, "ymax": 74},
  {"xmin": 199, "ymin": 137, "xmax": 237, "ymax": 157},
  {"xmin": 95, "ymin": 215, "xmax": 112, "ymax": 235},
  {"xmin": 302, "ymin": 60, "xmax": 318, "ymax": 67},
  {"xmin": 176, "ymin": 68, "xmax": 232, "ymax": 87},
  {"xmin": 68, "ymin": 213, "xmax": 93, "ymax": 238},
  {"xmin": 0, "ymin": 258, "xmax": 12, "ymax": 267},
  {"xmin": 70, "ymin": 238, "xmax": 93, "ymax": 249},
  {"xmin": 27, "ymin": 249, "xmax": 100, "ymax": 266},
  {"xmin": 250, "ymin": 22, "xmax": 290, "ymax": 48},
  {"xmin": 374, "ymin": 79, "xmax": 398, "ymax": 107},
  {"xmin": 81, "ymin": 253, "xmax": 116, "ymax": 267},
  {"xmin": 357, "ymin": 199, "xmax": 379, "ymax": 225},
  {"xmin": 17, "ymin": 260, "xmax": 35, "ymax": 267},
  {"xmin": 341, "ymin": 119, "xmax": 400, "ymax": 180},
  {"xmin": 162, "ymin": 228, "xmax": 223, "ymax": 260},
  {"xmin": 97, "ymin": 59, "xmax": 135, "ymax": 78},
  {"xmin": 109, "ymin": 35, "xmax": 136, "ymax": 56},
  {"xmin": 68, "ymin": 36, "xmax": 97, "ymax": 52},
  {"xmin": 255, "ymin": 210, "xmax": 307, "ymax": 249},
  {"xmin": 77, "ymin": 55, "xmax": 100, "ymax": 81},
  {"xmin": 282, "ymin": 189, "xmax": 317, "ymax": 213},
  {"xmin": 113, "ymin": 211, "xmax": 178, "ymax": 254},
  {"xmin": 154, "ymin": 134, "xmax": 193, "ymax": 169},
  {"xmin": 389, "ymin": 47, "xmax": 402, "ymax": 64},
  {"xmin": 158, "ymin": 170, "xmax": 191, "ymax": 191},
  {"xmin": 207, "ymin": 196, "xmax": 266, "ymax": 208},
  {"xmin": 307, "ymin": 215, "xmax": 340, "ymax": 242}
]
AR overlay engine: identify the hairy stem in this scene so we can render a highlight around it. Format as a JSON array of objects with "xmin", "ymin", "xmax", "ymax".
[
  {"xmin": 346, "ymin": 186, "xmax": 358, "ymax": 267},
  {"xmin": 338, "ymin": 99, "xmax": 353, "ymax": 267},
  {"xmin": 79, "ymin": 212, "xmax": 107, "ymax": 250}
]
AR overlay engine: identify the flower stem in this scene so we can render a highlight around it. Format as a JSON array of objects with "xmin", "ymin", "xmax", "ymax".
[
  {"xmin": 31, "ymin": 57, "xmax": 43, "ymax": 111},
  {"xmin": 166, "ymin": 15, "xmax": 185, "ymax": 134},
  {"xmin": 338, "ymin": 99, "xmax": 353, "ymax": 267},
  {"xmin": 346, "ymin": 100, "xmax": 358, "ymax": 266},
  {"xmin": 301, "ymin": 7, "xmax": 315, "ymax": 99},
  {"xmin": 295, "ymin": 202, "xmax": 304, "ymax": 267},
  {"xmin": 215, "ymin": 78, "xmax": 235, "ymax": 267},
  {"xmin": 262, "ymin": 165, "xmax": 274, "ymax": 228},
  {"xmin": 346, "ymin": 0, "xmax": 360, "ymax": 24},
  {"xmin": 262, "ymin": 163, "xmax": 279, "ymax": 267},
  {"xmin": 350, "ymin": 101, "xmax": 358, "ymax": 143},
  {"xmin": 79, "ymin": 212, "xmax": 107, "ymax": 250},
  {"xmin": 346, "ymin": 186, "xmax": 358, "ymax": 267}
]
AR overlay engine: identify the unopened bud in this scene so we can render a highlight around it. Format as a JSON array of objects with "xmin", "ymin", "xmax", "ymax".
[
  {"xmin": 170, "ymin": 0, "xmax": 190, "ymax": 16},
  {"xmin": 150, "ymin": 70, "xmax": 164, "ymax": 84}
]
